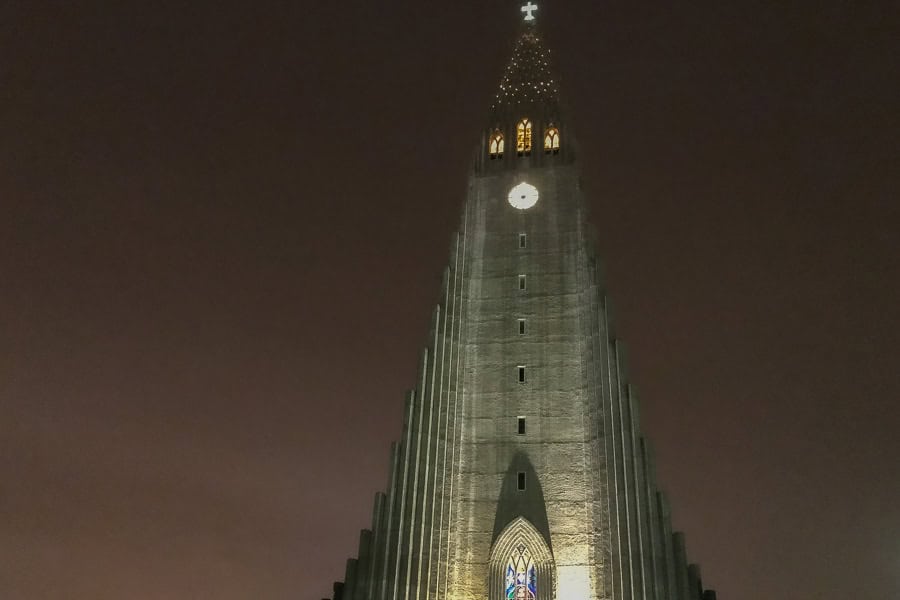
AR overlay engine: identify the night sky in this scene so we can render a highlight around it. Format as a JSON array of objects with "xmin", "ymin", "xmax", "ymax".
[{"xmin": 2, "ymin": 1, "xmax": 898, "ymax": 599}]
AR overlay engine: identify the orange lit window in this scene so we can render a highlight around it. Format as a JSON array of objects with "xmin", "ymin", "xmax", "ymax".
[
  {"xmin": 516, "ymin": 119, "xmax": 532, "ymax": 155},
  {"xmin": 489, "ymin": 130, "xmax": 505, "ymax": 158},
  {"xmin": 544, "ymin": 126, "xmax": 560, "ymax": 152}
]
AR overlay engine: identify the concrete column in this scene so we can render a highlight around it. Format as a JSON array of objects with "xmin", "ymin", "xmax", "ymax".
[
  {"xmin": 377, "ymin": 446, "xmax": 399, "ymax": 600},
  {"xmin": 368, "ymin": 492, "xmax": 386, "ymax": 600},
  {"xmin": 640, "ymin": 438, "xmax": 663, "ymax": 600},
  {"xmin": 401, "ymin": 347, "xmax": 431, "ymax": 600},
  {"xmin": 656, "ymin": 492, "xmax": 677, "ymax": 600},
  {"xmin": 353, "ymin": 530, "xmax": 373, "ymax": 600},
  {"xmin": 687, "ymin": 564, "xmax": 702, "ymax": 600},
  {"xmin": 388, "ymin": 393, "xmax": 416, "ymax": 600},
  {"xmin": 603, "ymin": 328, "xmax": 626, "ymax": 600},
  {"xmin": 419, "ymin": 280, "xmax": 452, "ymax": 599},
  {"xmin": 435, "ymin": 224, "xmax": 468, "ymax": 600},
  {"xmin": 583, "ymin": 281, "xmax": 608, "ymax": 600},
  {"xmin": 614, "ymin": 343, "xmax": 641, "ymax": 600},
  {"xmin": 626, "ymin": 387, "xmax": 649, "ymax": 600},
  {"xmin": 343, "ymin": 559, "xmax": 358, "ymax": 600},
  {"xmin": 672, "ymin": 532, "xmax": 691, "ymax": 600},
  {"xmin": 432, "ymin": 260, "xmax": 462, "ymax": 600},
  {"xmin": 413, "ymin": 303, "xmax": 448, "ymax": 600},
  {"xmin": 423, "ymin": 275, "xmax": 455, "ymax": 600}
]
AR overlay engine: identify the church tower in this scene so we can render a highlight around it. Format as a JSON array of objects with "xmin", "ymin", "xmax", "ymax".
[{"xmin": 325, "ymin": 5, "xmax": 717, "ymax": 600}]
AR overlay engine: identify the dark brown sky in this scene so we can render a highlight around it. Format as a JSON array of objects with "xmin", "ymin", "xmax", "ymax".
[{"xmin": 2, "ymin": 1, "xmax": 898, "ymax": 599}]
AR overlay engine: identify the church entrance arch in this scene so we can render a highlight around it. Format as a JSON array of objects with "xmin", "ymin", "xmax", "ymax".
[{"xmin": 488, "ymin": 517, "xmax": 556, "ymax": 600}]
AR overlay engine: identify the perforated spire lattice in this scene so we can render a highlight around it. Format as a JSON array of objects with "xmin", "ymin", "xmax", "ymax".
[{"xmin": 493, "ymin": 29, "xmax": 559, "ymax": 110}]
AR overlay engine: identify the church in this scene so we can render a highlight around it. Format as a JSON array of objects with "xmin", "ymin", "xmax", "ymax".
[{"xmin": 323, "ymin": 4, "xmax": 717, "ymax": 600}]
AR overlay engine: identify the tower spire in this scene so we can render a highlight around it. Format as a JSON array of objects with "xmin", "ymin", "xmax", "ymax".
[
  {"xmin": 321, "ymin": 5, "xmax": 720, "ymax": 600},
  {"xmin": 492, "ymin": 4, "xmax": 558, "ymax": 111}
]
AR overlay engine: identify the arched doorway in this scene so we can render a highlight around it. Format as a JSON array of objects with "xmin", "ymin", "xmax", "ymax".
[{"xmin": 488, "ymin": 517, "xmax": 555, "ymax": 600}]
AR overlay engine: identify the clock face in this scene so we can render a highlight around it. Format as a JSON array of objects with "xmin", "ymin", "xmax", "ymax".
[{"xmin": 508, "ymin": 182, "xmax": 539, "ymax": 210}]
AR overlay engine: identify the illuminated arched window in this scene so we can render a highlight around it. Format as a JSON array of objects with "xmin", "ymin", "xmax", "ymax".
[
  {"xmin": 489, "ymin": 130, "xmax": 505, "ymax": 159},
  {"xmin": 543, "ymin": 126, "xmax": 560, "ymax": 154},
  {"xmin": 505, "ymin": 545, "xmax": 537, "ymax": 600},
  {"xmin": 516, "ymin": 119, "xmax": 532, "ymax": 155}
]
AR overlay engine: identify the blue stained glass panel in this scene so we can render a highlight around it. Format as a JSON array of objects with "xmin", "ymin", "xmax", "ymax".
[
  {"xmin": 506, "ymin": 565, "xmax": 516, "ymax": 599},
  {"xmin": 504, "ymin": 546, "xmax": 537, "ymax": 600}
]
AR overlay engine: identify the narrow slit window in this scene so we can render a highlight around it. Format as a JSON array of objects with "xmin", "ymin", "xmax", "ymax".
[
  {"xmin": 517, "ymin": 471, "xmax": 527, "ymax": 491},
  {"xmin": 519, "ymin": 233, "xmax": 527, "ymax": 248},
  {"xmin": 518, "ymin": 319, "xmax": 526, "ymax": 335},
  {"xmin": 518, "ymin": 275, "xmax": 526, "ymax": 290},
  {"xmin": 518, "ymin": 416, "xmax": 526, "ymax": 435},
  {"xmin": 518, "ymin": 365, "xmax": 526, "ymax": 383}
]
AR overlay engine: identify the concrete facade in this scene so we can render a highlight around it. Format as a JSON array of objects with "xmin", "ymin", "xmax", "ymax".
[{"xmin": 324, "ymin": 14, "xmax": 717, "ymax": 600}]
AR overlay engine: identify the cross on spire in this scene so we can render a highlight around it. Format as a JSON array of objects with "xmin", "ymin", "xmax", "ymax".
[{"xmin": 521, "ymin": 2, "xmax": 538, "ymax": 22}]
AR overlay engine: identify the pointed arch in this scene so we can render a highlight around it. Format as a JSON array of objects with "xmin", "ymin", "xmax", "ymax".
[
  {"xmin": 543, "ymin": 126, "xmax": 560, "ymax": 153},
  {"xmin": 489, "ymin": 130, "xmax": 505, "ymax": 159},
  {"xmin": 489, "ymin": 517, "xmax": 555, "ymax": 600},
  {"xmin": 516, "ymin": 119, "xmax": 533, "ymax": 155}
]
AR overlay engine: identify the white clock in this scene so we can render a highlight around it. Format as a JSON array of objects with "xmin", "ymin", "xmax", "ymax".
[{"xmin": 508, "ymin": 182, "xmax": 539, "ymax": 210}]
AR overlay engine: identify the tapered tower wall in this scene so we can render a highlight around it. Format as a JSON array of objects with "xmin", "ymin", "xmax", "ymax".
[
  {"xmin": 449, "ymin": 163, "xmax": 600, "ymax": 600},
  {"xmin": 322, "ymin": 8, "xmax": 717, "ymax": 600}
]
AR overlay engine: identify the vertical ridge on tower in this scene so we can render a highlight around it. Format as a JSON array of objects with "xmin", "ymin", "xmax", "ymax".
[{"xmin": 321, "ymin": 5, "xmax": 718, "ymax": 600}]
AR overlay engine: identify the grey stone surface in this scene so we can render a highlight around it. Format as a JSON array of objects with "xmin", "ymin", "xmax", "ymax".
[{"xmin": 325, "ymin": 20, "xmax": 717, "ymax": 600}]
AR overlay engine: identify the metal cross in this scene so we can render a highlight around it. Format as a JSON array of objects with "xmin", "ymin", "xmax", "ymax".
[{"xmin": 521, "ymin": 2, "xmax": 538, "ymax": 21}]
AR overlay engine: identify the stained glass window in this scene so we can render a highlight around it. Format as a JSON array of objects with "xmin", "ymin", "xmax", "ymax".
[
  {"xmin": 544, "ymin": 126, "xmax": 560, "ymax": 152},
  {"xmin": 505, "ymin": 545, "xmax": 537, "ymax": 600},
  {"xmin": 516, "ymin": 119, "xmax": 532, "ymax": 154},
  {"xmin": 490, "ymin": 131, "xmax": 505, "ymax": 158}
]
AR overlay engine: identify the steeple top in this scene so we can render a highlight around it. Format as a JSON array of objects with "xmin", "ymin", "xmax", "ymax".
[
  {"xmin": 521, "ymin": 2, "xmax": 538, "ymax": 22},
  {"xmin": 491, "ymin": 21, "xmax": 558, "ymax": 111}
]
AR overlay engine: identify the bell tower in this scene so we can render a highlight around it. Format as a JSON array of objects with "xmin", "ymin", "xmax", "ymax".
[
  {"xmin": 478, "ymin": 3, "xmax": 569, "ymax": 176},
  {"xmin": 323, "ymin": 5, "xmax": 718, "ymax": 600}
]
